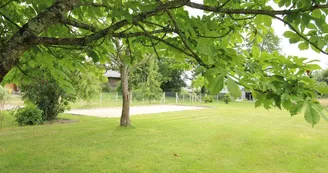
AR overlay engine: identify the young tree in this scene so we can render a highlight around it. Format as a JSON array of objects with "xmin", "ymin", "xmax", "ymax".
[
  {"xmin": 2, "ymin": 1, "xmax": 328, "ymax": 125},
  {"xmin": 107, "ymin": 39, "xmax": 152, "ymax": 126},
  {"xmin": 134, "ymin": 57, "xmax": 163, "ymax": 103},
  {"xmin": 73, "ymin": 66, "xmax": 105, "ymax": 103}
]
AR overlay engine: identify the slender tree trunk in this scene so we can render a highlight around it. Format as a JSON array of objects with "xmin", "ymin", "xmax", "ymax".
[{"xmin": 120, "ymin": 65, "xmax": 130, "ymax": 126}]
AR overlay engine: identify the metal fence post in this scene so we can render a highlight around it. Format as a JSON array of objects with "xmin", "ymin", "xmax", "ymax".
[
  {"xmin": 176, "ymin": 92, "xmax": 178, "ymax": 104},
  {"xmin": 116, "ymin": 92, "xmax": 118, "ymax": 104}
]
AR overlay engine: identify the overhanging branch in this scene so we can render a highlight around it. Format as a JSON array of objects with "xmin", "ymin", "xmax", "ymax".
[
  {"xmin": 186, "ymin": 2, "xmax": 328, "ymax": 15},
  {"xmin": 272, "ymin": 15, "xmax": 328, "ymax": 56},
  {"xmin": 162, "ymin": 4, "xmax": 208, "ymax": 68}
]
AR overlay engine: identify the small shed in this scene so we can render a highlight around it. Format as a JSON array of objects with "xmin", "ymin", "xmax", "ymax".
[{"xmin": 104, "ymin": 70, "xmax": 121, "ymax": 91}]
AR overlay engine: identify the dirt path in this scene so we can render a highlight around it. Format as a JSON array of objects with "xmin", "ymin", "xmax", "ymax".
[{"xmin": 66, "ymin": 105, "xmax": 205, "ymax": 118}]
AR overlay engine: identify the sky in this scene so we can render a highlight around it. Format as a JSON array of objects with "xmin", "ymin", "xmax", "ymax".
[{"xmin": 185, "ymin": 0, "xmax": 328, "ymax": 69}]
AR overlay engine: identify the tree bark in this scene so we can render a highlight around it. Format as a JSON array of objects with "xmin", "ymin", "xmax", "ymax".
[
  {"xmin": 0, "ymin": 0, "xmax": 80, "ymax": 82},
  {"xmin": 120, "ymin": 64, "xmax": 131, "ymax": 126}
]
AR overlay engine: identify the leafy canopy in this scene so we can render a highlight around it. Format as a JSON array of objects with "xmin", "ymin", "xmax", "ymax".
[{"xmin": 1, "ymin": 0, "xmax": 328, "ymax": 125}]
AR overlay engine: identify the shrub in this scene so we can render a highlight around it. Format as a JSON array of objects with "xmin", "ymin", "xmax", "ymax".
[
  {"xmin": 115, "ymin": 81, "xmax": 122, "ymax": 93},
  {"xmin": 203, "ymin": 95, "xmax": 213, "ymax": 103},
  {"xmin": 0, "ymin": 85, "xmax": 9, "ymax": 108},
  {"xmin": 21, "ymin": 79, "xmax": 76, "ymax": 121},
  {"xmin": 14, "ymin": 106, "xmax": 43, "ymax": 126},
  {"xmin": 101, "ymin": 83, "xmax": 111, "ymax": 93},
  {"xmin": 223, "ymin": 93, "xmax": 232, "ymax": 104}
]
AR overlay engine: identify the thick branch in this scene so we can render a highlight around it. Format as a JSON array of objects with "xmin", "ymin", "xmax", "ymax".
[
  {"xmin": 34, "ymin": 28, "xmax": 175, "ymax": 45},
  {"xmin": 0, "ymin": 0, "xmax": 80, "ymax": 80},
  {"xmin": 186, "ymin": 2, "xmax": 328, "ymax": 15}
]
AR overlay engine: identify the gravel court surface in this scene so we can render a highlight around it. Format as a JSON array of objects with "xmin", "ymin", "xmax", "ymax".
[{"xmin": 66, "ymin": 105, "xmax": 206, "ymax": 118}]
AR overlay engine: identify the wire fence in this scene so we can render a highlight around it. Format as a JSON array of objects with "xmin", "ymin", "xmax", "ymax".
[
  {"xmin": 94, "ymin": 92, "xmax": 232, "ymax": 106},
  {"xmin": 7, "ymin": 91, "xmax": 253, "ymax": 109}
]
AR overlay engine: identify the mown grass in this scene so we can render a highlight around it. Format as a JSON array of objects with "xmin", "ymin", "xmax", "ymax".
[{"xmin": 1, "ymin": 103, "xmax": 328, "ymax": 173}]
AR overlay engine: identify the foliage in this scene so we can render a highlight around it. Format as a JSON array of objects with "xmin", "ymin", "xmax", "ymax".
[
  {"xmin": 2, "ymin": 1, "xmax": 328, "ymax": 125},
  {"xmin": 72, "ymin": 70, "xmax": 104, "ymax": 102},
  {"xmin": 132, "ymin": 58, "xmax": 163, "ymax": 102},
  {"xmin": 158, "ymin": 58, "xmax": 187, "ymax": 92},
  {"xmin": 203, "ymin": 95, "xmax": 213, "ymax": 103},
  {"xmin": 314, "ymin": 69, "xmax": 328, "ymax": 84},
  {"xmin": 20, "ymin": 77, "xmax": 75, "ymax": 121},
  {"xmin": 13, "ymin": 105, "xmax": 43, "ymax": 126},
  {"xmin": 115, "ymin": 81, "xmax": 122, "ymax": 93},
  {"xmin": 223, "ymin": 94, "xmax": 232, "ymax": 104},
  {"xmin": 0, "ymin": 85, "xmax": 9, "ymax": 108},
  {"xmin": 101, "ymin": 82, "xmax": 112, "ymax": 93},
  {"xmin": 245, "ymin": 31, "xmax": 282, "ymax": 53}
]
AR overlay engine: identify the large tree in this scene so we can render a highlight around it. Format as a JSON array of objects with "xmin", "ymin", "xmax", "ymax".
[{"xmin": 2, "ymin": 0, "xmax": 328, "ymax": 126}]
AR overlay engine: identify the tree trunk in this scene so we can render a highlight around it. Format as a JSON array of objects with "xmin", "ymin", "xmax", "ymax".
[
  {"xmin": 120, "ymin": 65, "xmax": 130, "ymax": 126},
  {"xmin": 0, "ymin": 0, "xmax": 80, "ymax": 83}
]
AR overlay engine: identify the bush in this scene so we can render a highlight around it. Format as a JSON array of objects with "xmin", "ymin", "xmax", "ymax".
[
  {"xmin": 223, "ymin": 93, "xmax": 232, "ymax": 104},
  {"xmin": 0, "ymin": 85, "xmax": 9, "ymax": 108},
  {"xmin": 21, "ymin": 79, "xmax": 75, "ymax": 121},
  {"xmin": 115, "ymin": 81, "xmax": 122, "ymax": 93},
  {"xmin": 14, "ymin": 106, "xmax": 43, "ymax": 126},
  {"xmin": 101, "ymin": 83, "xmax": 111, "ymax": 93},
  {"xmin": 203, "ymin": 95, "xmax": 213, "ymax": 103}
]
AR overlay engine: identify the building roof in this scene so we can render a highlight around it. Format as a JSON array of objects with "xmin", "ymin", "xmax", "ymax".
[{"xmin": 104, "ymin": 70, "xmax": 120, "ymax": 78}]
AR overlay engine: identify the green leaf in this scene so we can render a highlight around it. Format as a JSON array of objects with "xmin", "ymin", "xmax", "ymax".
[
  {"xmin": 87, "ymin": 50, "xmax": 99, "ymax": 63},
  {"xmin": 299, "ymin": 76, "xmax": 314, "ymax": 85},
  {"xmin": 227, "ymin": 78, "xmax": 241, "ymax": 98},
  {"xmin": 305, "ymin": 64, "xmax": 321, "ymax": 70},
  {"xmin": 255, "ymin": 94, "xmax": 266, "ymax": 108},
  {"xmin": 282, "ymin": 100, "xmax": 293, "ymax": 110},
  {"xmin": 126, "ymin": 14, "xmax": 133, "ymax": 24},
  {"xmin": 263, "ymin": 16, "xmax": 272, "ymax": 27},
  {"xmin": 290, "ymin": 101, "xmax": 304, "ymax": 116},
  {"xmin": 208, "ymin": 74, "xmax": 224, "ymax": 94},
  {"xmin": 263, "ymin": 98, "xmax": 272, "ymax": 109},
  {"xmin": 283, "ymin": 31, "xmax": 295, "ymax": 38},
  {"xmin": 252, "ymin": 46, "xmax": 260, "ymax": 58},
  {"xmin": 298, "ymin": 42, "xmax": 309, "ymax": 50},
  {"xmin": 304, "ymin": 103, "xmax": 320, "ymax": 126},
  {"xmin": 256, "ymin": 35, "xmax": 263, "ymax": 44},
  {"xmin": 315, "ymin": 86, "xmax": 328, "ymax": 94},
  {"xmin": 281, "ymin": 93, "xmax": 289, "ymax": 101}
]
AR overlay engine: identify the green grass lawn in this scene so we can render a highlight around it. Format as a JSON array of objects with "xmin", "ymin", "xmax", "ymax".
[{"xmin": 1, "ymin": 103, "xmax": 328, "ymax": 173}]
